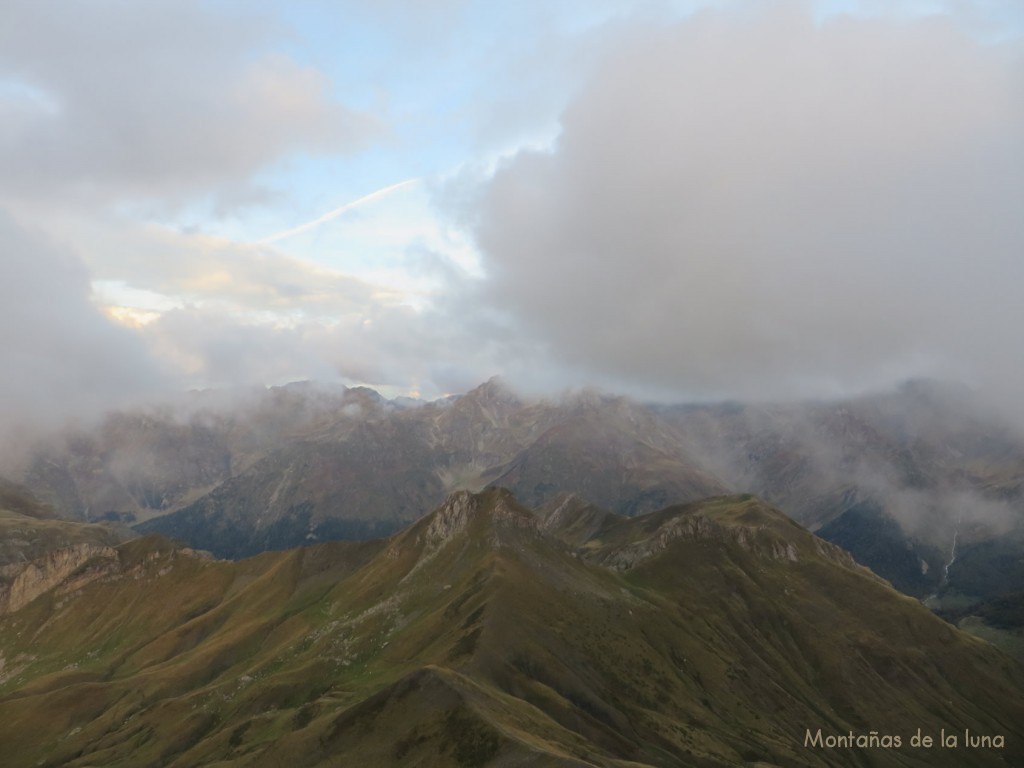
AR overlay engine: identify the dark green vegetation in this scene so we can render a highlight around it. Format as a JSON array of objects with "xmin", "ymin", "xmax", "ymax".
[
  {"xmin": 949, "ymin": 530, "xmax": 1024, "ymax": 602},
  {"xmin": 137, "ymin": 492, "xmax": 405, "ymax": 559},
  {"xmin": 1, "ymin": 489, "xmax": 1023, "ymax": 767},
  {"xmin": 935, "ymin": 592, "xmax": 1024, "ymax": 662},
  {"xmin": 817, "ymin": 502, "xmax": 946, "ymax": 597}
]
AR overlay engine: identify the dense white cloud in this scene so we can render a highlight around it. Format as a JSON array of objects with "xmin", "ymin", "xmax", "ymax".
[
  {"xmin": 3, "ymin": 0, "xmax": 1024, "ymax": 439},
  {"xmin": 69, "ymin": 219, "xmax": 399, "ymax": 318},
  {"xmin": 0, "ymin": 211, "xmax": 165, "ymax": 438},
  {"xmin": 133, "ymin": 299, "xmax": 520, "ymax": 397},
  {"xmin": 466, "ymin": 6, "xmax": 1024, "ymax": 401},
  {"xmin": 0, "ymin": 0, "xmax": 376, "ymax": 207},
  {"xmin": 0, "ymin": 0, "xmax": 394, "ymax": 433}
]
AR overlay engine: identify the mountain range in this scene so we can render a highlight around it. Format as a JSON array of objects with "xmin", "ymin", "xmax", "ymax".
[
  {"xmin": 6, "ymin": 378, "xmax": 1024, "ymax": 653},
  {"xmin": 1, "ymin": 488, "xmax": 1022, "ymax": 767}
]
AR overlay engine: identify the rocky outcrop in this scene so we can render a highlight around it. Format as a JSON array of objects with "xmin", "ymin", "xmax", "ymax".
[
  {"xmin": 490, "ymin": 490, "xmax": 540, "ymax": 532},
  {"xmin": 0, "ymin": 543, "xmax": 118, "ymax": 614},
  {"xmin": 420, "ymin": 491, "xmax": 477, "ymax": 548},
  {"xmin": 594, "ymin": 501, "xmax": 884, "ymax": 581},
  {"xmin": 595, "ymin": 508, "xmax": 810, "ymax": 572},
  {"xmin": 417, "ymin": 488, "xmax": 539, "ymax": 552},
  {"xmin": 598, "ymin": 513, "xmax": 720, "ymax": 571}
]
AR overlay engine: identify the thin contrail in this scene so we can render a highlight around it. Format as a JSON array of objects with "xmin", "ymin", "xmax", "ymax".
[{"xmin": 257, "ymin": 178, "xmax": 420, "ymax": 245}]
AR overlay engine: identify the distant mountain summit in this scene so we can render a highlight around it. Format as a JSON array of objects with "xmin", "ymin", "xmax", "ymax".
[
  {"xmin": 0, "ymin": 489, "xmax": 1022, "ymax": 766},
  {"xmin": 11, "ymin": 378, "xmax": 1024, "ymax": 622},
  {"xmin": 130, "ymin": 380, "xmax": 734, "ymax": 558}
]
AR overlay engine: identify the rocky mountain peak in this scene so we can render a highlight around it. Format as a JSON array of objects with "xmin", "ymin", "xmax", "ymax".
[
  {"xmin": 421, "ymin": 489, "xmax": 478, "ymax": 546},
  {"xmin": 459, "ymin": 376, "xmax": 520, "ymax": 408},
  {"xmin": 420, "ymin": 487, "xmax": 536, "ymax": 548}
]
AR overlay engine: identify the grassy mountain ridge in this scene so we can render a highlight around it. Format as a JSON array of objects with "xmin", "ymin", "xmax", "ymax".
[{"xmin": 0, "ymin": 489, "xmax": 1022, "ymax": 766}]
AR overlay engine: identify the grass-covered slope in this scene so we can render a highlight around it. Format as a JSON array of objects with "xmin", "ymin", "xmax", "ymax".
[{"xmin": 0, "ymin": 490, "xmax": 1022, "ymax": 767}]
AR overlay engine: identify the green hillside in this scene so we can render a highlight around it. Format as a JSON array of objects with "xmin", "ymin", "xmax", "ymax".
[{"xmin": 0, "ymin": 490, "xmax": 1022, "ymax": 766}]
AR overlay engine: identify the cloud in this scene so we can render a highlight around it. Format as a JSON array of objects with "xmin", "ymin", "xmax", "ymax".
[
  {"xmin": 0, "ymin": 210, "xmax": 165, "ymax": 441},
  {"xmin": 0, "ymin": 0, "xmax": 378, "ymax": 207},
  {"xmin": 463, "ymin": 6, "xmax": 1024, "ymax": 401},
  {"xmin": 134, "ymin": 300, "xmax": 515, "ymax": 397},
  {"xmin": 5, "ymin": 0, "xmax": 1022, "ymax": 430},
  {"xmin": 0, "ymin": 0, "xmax": 583, "ymax": 436},
  {"xmin": 74, "ymin": 219, "xmax": 400, "ymax": 318}
]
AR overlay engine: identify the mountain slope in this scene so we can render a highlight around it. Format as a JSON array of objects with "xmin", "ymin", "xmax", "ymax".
[
  {"xmin": 16, "ymin": 382, "xmax": 391, "ymax": 524},
  {"xmin": 134, "ymin": 382, "xmax": 732, "ymax": 558},
  {"xmin": 14, "ymin": 379, "xmax": 1024, "ymax": 644},
  {"xmin": 0, "ymin": 490, "xmax": 1022, "ymax": 766},
  {"xmin": 135, "ymin": 417, "xmax": 444, "ymax": 558},
  {"xmin": 488, "ymin": 394, "xmax": 728, "ymax": 515},
  {"xmin": 663, "ymin": 382, "xmax": 1024, "ymax": 601}
]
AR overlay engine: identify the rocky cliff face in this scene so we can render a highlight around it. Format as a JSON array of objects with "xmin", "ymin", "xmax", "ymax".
[
  {"xmin": 419, "ymin": 490, "xmax": 477, "ymax": 548},
  {"xmin": 592, "ymin": 496, "xmax": 868, "ymax": 575},
  {"xmin": 0, "ymin": 543, "xmax": 118, "ymax": 614}
]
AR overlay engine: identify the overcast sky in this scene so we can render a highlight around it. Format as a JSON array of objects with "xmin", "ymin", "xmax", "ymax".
[{"xmin": 1, "ymin": 0, "xmax": 1022, "ymax": 432}]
